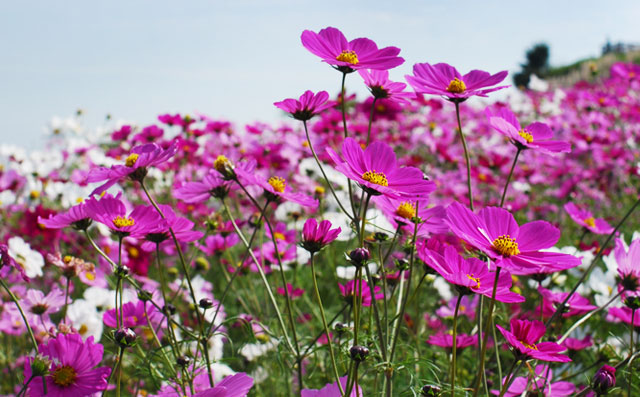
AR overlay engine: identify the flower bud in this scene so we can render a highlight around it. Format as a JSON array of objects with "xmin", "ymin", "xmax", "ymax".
[
  {"xmin": 176, "ymin": 356, "xmax": 191, "ymax": 367},
  {"xmin": 624, "ymin": 295, "xmax": 640, "ymax": 310},
  {"xmin": 199, "ymin": 298, "xmax": 213, "ymax": 309},
  {"xmin": 30, "ymin": 355, "xmax": 51, "ymax": 377},
  {"xmin": 114, "ymin": 265, "xmax": 129, "ymax": 278},
  {"xmin": 592, "ymin": 365, "xmax": 616, "ymax": 395},
  {"xmin": 163, "ymin": 304, "xmax": 176, "ymax": 315},
  {"xmin": 421, "ymin": 385, "xmax": 441, "ymax": 397},
  {"xmin": 195, "ymin": 257, "xmax": 210, "ymax": 272},
  {"xmin": 349, "ymin": 345, "xmax": 369, "ymax": 362},
  {"xmin": 114, "ymin": 327, "xmax": 137, "ymax": 348},
  {"xmin": 137, "ymin": 290, "xmax": 153, "ymax": 302},
  {"xmin": 348, "ymin": 248, "xmax": 370, "ymax": 268}
]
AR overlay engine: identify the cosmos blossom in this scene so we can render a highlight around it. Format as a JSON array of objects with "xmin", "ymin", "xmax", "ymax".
[
  {"xmin": 406, "ymin": 62, "xmax": 508, "ymax": 101},
  {"xmin": 301, "ymin": 376, "xmax": 362, "ymax": 397},
  {"xmin": 23, "ymin": 333, "xmax": 111, "ymax": 396},
  {"xmin": 372, "ymin": 195, "xmax": 447, "ymax": 236},
  {"xmin": 609, "ymin": 237, "xmax": 640, "ymax": 293},
  {"xmin": 326, "ymin": 138, "xmax": 435, "ymax": 199},
  {"xmin": 537, "ymin": 287, "xmax": 596, "ymax": 318},
  {"xmin": 418, "ymin": 245, "xmax": 524, "ymax": 303},
  {"xmin": 233, "ymin": 167, "xmax": 318, "ymax": 208},
  {"xmin": 445, "ymin": 202, "xmax": 580, "ymax": 274},
  {"xmin": 173, "ymin": 170, "xmax": 232, "ymax": 203},
  {"xmin": 87, "ymin": 141, "xmax": 178, "ymax": 195},
  {"xmin": 493, "ymin": 364, "xmax": 575, "ymax": 396},
  {"xmin": 301, "ymin": 218, "xmax": 341, "ymax": 253},
  {"xmin": 301, "ymin": 27, "xmax": 404, "ymax": 71},
  {"xmin": 103, "ymin": 300, "xmax": 161, "ymax": 328},
  {"xmin": 564, "ymin": 202, "xmax": 613, "ymax": 234},
  {"xmin": 153, "ymin": 371, "xmax": 254, "ymax": 397},
  {"xmin": 358, "ymin": 69, "xmax": 413, "ymax": 104},
  {"xmin": 37, "ymin": 201, "xmax": 92, "ymax": 230},
  {"xmin": 338, "ymin": 279, "xmax": 383, "ymax": 307},
  {"xmin": 486, "ymin": 107, "xmax": 571, "ymax": 154},
  {"xmin": 427, "ymin": 333, "xmax": 477, "ymax": 350},
  {"xmin": 274, "ymin": 90, "xmax": 335, "ymax": 121},
  {"xmin": 497, "ymin": 319, "xmax": 571, "ymax": 362},
  {"xmin": 142, "ymin": 204, "xmax": 204, "ymax": 250},
  {"xmin": 85, "ymin": 193, "xmax": 166, "ymax": 238}
]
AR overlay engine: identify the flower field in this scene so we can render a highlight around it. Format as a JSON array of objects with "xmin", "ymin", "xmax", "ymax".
[{"xmin": 2, "ymin": 26, "xmax": 640, "ymax": 396}]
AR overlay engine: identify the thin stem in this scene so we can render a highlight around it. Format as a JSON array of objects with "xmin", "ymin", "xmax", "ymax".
[
  {"xmin": 472, "ymin": 268, "xmax": 502, "ymax": 397},
  {"xmin": 451, "ymin": 294, "xmax": 463, "ymax": 397},
  {"xmin": 454, "ymin": 101, "xmax": 474, "ymax": 211},
  {"xmin": 364, "ymin": 263, "xmax": 387, "ymax": 361},
  {"xmin": 310, "ymin": 253, "xmax": 344, "ymax": 395},
  {"xmin": 630, "ymin": 309, "xmax": 636, "ymax": 397},
  {"xmin": 499, "ymin": 147, "xmax": 522, "ymax": 207},
  {"xmin": 0, "ymin": 279, "xmax": 39, "ymax": 352},
  {"xmin": 303, "ymin": 120, "xmax": 353, "ymax": 220},
  {"xmin": 497, "ymin": 359, "xmax": 519, "ymax": 397},
  {"xmin": 301, "ymin": 304, "xmax": 349, "ymax": 358},
  {"xmin": 115, "ymin": 347, "xmax": 125, "ymax": 397},
  {"xmin": 366, "ymin": 97, "xmax": 377, "ymax": 146}
]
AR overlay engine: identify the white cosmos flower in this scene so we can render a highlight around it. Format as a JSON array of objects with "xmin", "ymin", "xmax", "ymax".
[
  {"xmin": 7, "ymin": 237, "xmax": 44, "ymax": 278},
  {"xmin": 67, "ymin": 299, "xmax": 104, "ymax": 341}
]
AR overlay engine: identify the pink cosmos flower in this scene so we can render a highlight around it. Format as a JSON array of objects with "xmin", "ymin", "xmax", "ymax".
[
  {"xmin": 154, "ymin": 371, "xmax": 254, "ymax": 397},
  {"xmin": 418, "ymin": 245, "xmax": 524, "ymax": 303},
  {"xmin": 610, "ymin": 237, "xmax": 640, "ymax": 292},
  {"xmin": 446, "ymin": 202, "xmax": 580, "ymax": 274},
  {"xmin": 427, "ymin": 333, "xmax": 477, "ymax": 350},
  {"xmin": 301, "ymin": 27, "xmax": 404, "ymax": 72},
  {"xmin": 326, "ymin": 138, "xmax": 436, "ymax": 199},
  {"xmin": 338, "ymin": 279, "xmax": 383, "ymax": 307},
  {"xmin": 87, "ymin": 141, "xmax": 178, "ymax": 195},
  {"xmin": 301, "ymin": 218, "xmax": 341, "ymax": 253},
  {"xmin": 372, "ymin": 196, "xmax": 447, "ymax": 236},
  {"xmin": 103, "ymin": 300, "xmax": 161, "ymax": 328},
  {"xmin": 0, "ymin": 243, "xmax": 27, "ymax": 281},
  {"xmin": 274, "ymin": 90, "xmax": 335, "ymax": 121},
  {"xmin": 496, "ymin": 319, "xmax": 571, "ymax": 362},
  {"xmin": 38, "ymin": 201, "xmax": 92, "ymax": 231},
  {"xmin": 174, "ymin": 170, "xmax": 232, "ymax": 203},
  {"xmin": 24, "ymin": 288, "xmax": 66, "ymax": 322},
  {"xmin": 142, "ymin": 204, "xmax": 204, "ymax": 250},
  {"xmin": 564, "ymin": 202, "xmax": 613, "ymax": 234},
  {"xmin": 358, "ymin": 69, "xmax": 413, "ymax": 104},
  {"xmin": 234, "ymin": 167, "xmax": 318, "ymax": 208},
  {"xmin": 406, "ymin": 62, "xmax": 508, "ymax": 101},
  {"xmin": 492, "ymin": 364, "xmax": 575, "ymax": 396},
  {"xmin": 486, "ymin": 107, "xmax": 571, "ymax": 154},
  {"xmin": 436, "ymin": 295, "xmax": 478, "ymax": 320},
  {"xmin": 608, "ymin": 306, "xmax": 640, "ymax": 326},
  {"xmin": 277, "ymin": 283, "xmax": 305, "ymax": 299},
  {"xmin": 560, "ymin": 335, "xmax": 592, "ymax": 351},
  {"xmin": 301, "ymin": 376, "xmax": 362, "ymax": 397},
  {"xmin": 537, "ymin": 287, "xmax": 596, "ymax": 318},
  {"xmin": 24, "ymin": 333, "xmax": 111, "ymax": 396},
  {"xmin": 85, "ymin": 193, "xmax": 166, "ymax": 238}
]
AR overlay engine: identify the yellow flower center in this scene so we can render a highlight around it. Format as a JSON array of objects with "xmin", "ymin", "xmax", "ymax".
[
  {"xmin": 492, "ymin": 234, "xmax": 520, "ymax": 257},
  {"xmin": 274, "ymin": 232, "xmax": 286, "ymax": 241},
  {"xmin": 214, "ymin": 155, "xmax": 232, "ymax": 173},
  {"xmin": 466, "ymin": 274, "xmax": 481, "ymax": 289},
  {"xmin": 362, "ymin": 170, "xmax": 389, "ymax": 187},
  {"xmin": 521, "ymin": 341, "xmax": 538, "ymax": 350},
  {"xmin": 29, "ymin": 190, "xmax": 40, "ymax": 199},
  {"xmin": 336, "ymin": 50, "xmax": 359, "ymax": 65},
  {"xmin": 314, "ymin": 186, "xmax": 325, "ymax": 195},
  {"xmin": 518, "ymin": 129, "xmax": 534, "ymax": 143},
  {"xmin": 125, "ymin": 153, "xmax": 139, "ymax": 167},
  {"xmin": 63, "ymin": 255, "xmax": 73, "ymax": 264},
  {"xmin": 396, "ymin": 202, "xmax": 416, "ymax": 220},
  {"xmin": 112, "ymin": 216, "xmax": 135, "ymax": 228},
  {"xmin": 52, "ymin": 365, "xmax": 77, "ymax": 387},
  {"xmin": 78, "ymin": 324, "xmax": 88, "ymax": 335},
  {"xmin": 584, "ymin": 217, "xmax": 596, "ymax": 227},
  {"xmin": 446, "ymin": 77, "xmax": 466, "ymax": 94},
  {"xmin": 268, "ymin": 176, "xmax": 286, "ymax": 193}
]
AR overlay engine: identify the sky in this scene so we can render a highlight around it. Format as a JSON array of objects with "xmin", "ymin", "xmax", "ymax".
[{"xmin": 1, "ymin": 0, "xmax": 638, "ymax": 149}]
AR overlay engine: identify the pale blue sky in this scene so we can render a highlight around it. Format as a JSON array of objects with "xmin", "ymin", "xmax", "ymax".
[{"xmin": 1, "ymin": 1, "xmax": 638, "ymax": 148}]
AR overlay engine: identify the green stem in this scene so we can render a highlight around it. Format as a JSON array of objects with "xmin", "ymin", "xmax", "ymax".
[
  {"xmin": 499, "ymin": 147, "xmax": 522, "ymax": 207},
  {"xmin": 451, "ymin": 294, "xmax": 463, "ymax": 397},
  {"xmin": 558, "ymin": 290, "xmax": 622, "ymax": 344},
  {"xmin": 454, "ymin": 101, "xmax": 474, "ymax": 211},
  {"xmin": 115, "ymin": 347, "xmax": 125, "ymax": 397},
  {"xmin": 310, "ymin": 253, "xmax": 344, "ymax": 395},
  {"xmin": 0, "ymin": 279, "xmax": 39, "ymax": 352},
  {"xmin": 630, "ymin": 309, "xmax": 636, "ymax": 397},
  {"xmin": 497, "ymin": 359, "xmax": 519, "ymax": 397}
]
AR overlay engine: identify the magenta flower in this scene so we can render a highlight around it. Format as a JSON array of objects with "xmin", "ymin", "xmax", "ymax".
[
  {"xmin": 446, "ymin": 202, "xmax": 580, "ymax": 274},
  {"xmin": 87, "ymin": 141, "xmax": 178, "ymax": 195},
  {"xmin": 608, "ymin": 306, "xmax": 640, "ymax": 326},
  {"xmin": 487, "ymin": 107, "xmax": 571, "ymax": 154},
  {"xmin": 301, "ymin": 27, "xmax": 404, "ymax": 72},
  {"xmin": 274, "ymin": 90, "xmax": 335, "ymax": 121},
  {"xmin": 234, "ymin": 168, "xmax": 318, "ymax": 208},
  {"xmin": 372, "ymin": 195, "xmax": 447, "ymax": 236},
  {"xmin": 406, "ymin": 62, "xmax": 508, "ymax": 101},
  {"xmin": 301, "ymin": 218, "xmax": 341, "ymax": 253},
  {"xmin": 174, "ymin": 170, "xmax": 232, "ymax": 203},
  {"xmin": 277, "ymin": 283, "xmax": 305, "ymax": 299},
  {"xmin": 560, "ymin": 335, "xmax": 592, "ymax": 351},
  {"xmin": 427, "ymin": 333, "xmax": 477, "ymax": 350},
  {"xmin": 358, "ymin": 69, "xmax": 413, "ymax": 104},
  {"xmin": 154, "ymin": 371, "xmax": 254, "ymax": 397},
  {"xmin": 38, "ymin": 201, "xmax": 92, "ymax": 231},
  {"xmin": 103, "ymin": 300, "xmax": 161, "ymax": 328},
  {"xmin": 537, "ymin": 287, "xmax": 596, "ymax": 318},
  {"xmin": 610, "ymin": 237, "xmax": 640, "ymax": 292},
  {"xmin": 493, "ymin": 364, "xmax": 575, "ymax": 396},
  {"xmin": 418, "ymin": 245, "xmax": 524, "ymax": 303},
  {"xmin": 24, "ymin": 288, "xmax": 66, "ymax": 322},
  {"xmin": 327, "ymin": 138, "xmax": 436, "ymax": 199},
  {"xmin": 496, "ymin": 318, "xmax": 571, "ymax": 362},
  {"xmin": 24, "ymin": 333, "xmax": 111, "ymax": 396},
  {"xmin": 301, "ymin": 376, "xmax": 361, "ymax": 397},
  {"xmin": 339, "ymin": 279, "xmax": 383, "ymax": 307},
  {"xmin": 0, "ymin": 243, "xmax": 27, "ymax": 281},
  {"xmin": 142, "ymin": 204, "xmax": 204, "ymax": 250},
  {"xmin": 85, "ymin": 193, "xmax": 166, "ymax": 237},
  {"xmin": 564, "ymin": 202, "xmax": 613, "ymax": 234}
]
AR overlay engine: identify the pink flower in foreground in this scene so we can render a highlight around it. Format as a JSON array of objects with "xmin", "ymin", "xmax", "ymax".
[
  {"xmin": 446, "ymin": 202, "xmax": 580, "ymax": 274},
  {"xmin": 87, "ymin": 141, "xmax": 178, "ymax": 195},
  {"xmin": 38, "ymin": 201, "xmax": 92, "ymax": 231},
  {"xmin": 339, "ymin": 279, "xmax": 383, "ymax": 307},
  {"xmin": 153, "ymin": 371, "xmax": 254, "ymax": 397},
  {"xmin": 142, "ymin": 204, "xmax": 204, "ymax": 250},
  {"xmin": 301, "ymin": 218, "xmax": 341, "ymax": 253},
  {"xmin": 24, "ymin": 333, "xmax": 111, "ymax": 396},
  {"xmin": 234, "ymin": 168, "xmax": 318, "ymax": 209},
  {"xmin": 496, "ymin": 319, "xmax": 570, "ymax": 362},
  {"xmin": 406, "ymin": 62, "xmax": 508, "ymax": 102},
  {"xmin": 358, "ymin": 69, "xmax": 413, "ymax": 104},
  {"xmin": 610, "ymin": 237, "xmax": 640, "ymax": 292},
  {"xmin": 492, "ymin": 364, "xmax": 575, "ymax": 396},
  {"xmin": 274, "ymin": 90, "xmax": 335, "ymax": 121},
  {"xmin": 301, "ymin": 376, "xmax": 362, "ymax": 397},
  {"xmin": 327, "ymin": 138, "xmax": 435, "ymax": 199},
  {"xmin": 103, "ymin": 300, "xmax": 161, "ymax": 328},
  {"xmin": 85, "ymin": 194, "xmax": 166, "ymax": 237},
  {"xmin": 564, "ymin": 202, "xmax": 613, "ymax": 235},
  {"xmin": 486, "ymin": 107, "xmax": 571, "ymax": 154},
  {"xmin": 301, "ymin": 27, "xmax": 404, "ymax": 72},
  {"xmin": 537, "ymin": 287, "xmax": 596, "ymax": 318},
  {"xmin": 418, "ymin": 245, "xmax": 524, "ymax": 303}
]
